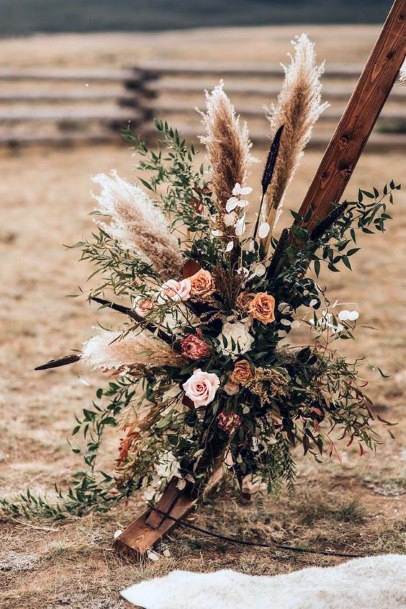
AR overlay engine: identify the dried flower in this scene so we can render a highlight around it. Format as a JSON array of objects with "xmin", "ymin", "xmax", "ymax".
[
  {"xmin": 247, "ymin": 367, "xmax": 289, "ymax": 408},
  {"xmin": 199, "ymin": 83, "xmax": 252, "ymax": 232},
  {"xmin": 217, "ymin": 412, "xmax": 241, "ymax": 434},
  {"xmin": 189, "ymin": 269, "xmax": 216, "ymax": 298},
  {"xmin": 183, "ymin": 369, "xmax": 220, "ymax": 408},
  {"xmin": 82, "ymin": 330, "xmax": 183, "ymax": 371},
  {"xmin": 181, "ymin": 334, "xmax": 211, "ymax": 360},
  {"xmin": 230, "ymin": 360, "xmax": 254, "ymax": 386},
  {"xmin": 264, "ymin": 34, "xmax": 328, "ymax": 247},
  {"xmin": 92, "ymin": 171, "xmax": 183, "ymax": 279}
]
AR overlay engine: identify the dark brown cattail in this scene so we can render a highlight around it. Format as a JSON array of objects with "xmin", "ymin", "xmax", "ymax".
[
  {"xmin": 266, "ymin": 228, "xmax": 289, "ymax": 279},
  {"xmin": 35, "ymin": 354, "xmax": 81, "ymax": 371},
  {"xmin": 91, "ymin": 296, "xmax": 174, "ymax": 346},
  {"xmin": 310, "ymin": 202, "xmax": 349, "ymax": 241},
  {"xmin": 261, "ymin": 125, "xmax": 285, "ymax": 196}
]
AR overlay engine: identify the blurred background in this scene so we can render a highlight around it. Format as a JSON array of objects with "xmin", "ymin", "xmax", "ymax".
[
  {"xmin": 1, "ymin": 3, "xmax": 405, "ymax": 608},
  {"xmin": 0, "ymin": 0, "xmax": 392, "ymax": 34}
]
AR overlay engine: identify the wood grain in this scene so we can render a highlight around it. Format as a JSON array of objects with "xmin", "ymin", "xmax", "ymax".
[
  {"xmin": 296, "ymin": 0, "xmax": 406, "ymax": 233},
  {"xmin": 114, "ymin": 479, "xmax": 195, "ymax": 558}
]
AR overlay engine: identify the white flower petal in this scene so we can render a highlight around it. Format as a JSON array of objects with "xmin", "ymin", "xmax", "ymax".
[
  {"xmin": 237, "ymin": 199, "xmax": 249, "ymax": 208},
  {"xmin": 226, "ymin": 241, "xmax": 234, "ymax": 252},
  {"xmin": 254, "ymin": 263, "xmax": 266, "ymax": 277},
  {"xmin": 224, "ymin": 212, "xmax": 237, "ymax": 227},
  {"xmin": 235, "ymin": 216, "xmax": 246, "ymax": 237},
  {"xmin": 348, "ymin": 311, "xmax": 359, "ymax": 321},
  {"xmin": 309, "ymin": 298, "xmax": 318, "ymax": 308},
  {"xmin": 258, "ymin": 222, "xmax": 270, "ymax": 239},
  {"xmin": 240, "ymin": 186, "xmax": 253, "ymax": 195},
  {"xmin": 212, "ymin": 229, "xmax": 223, "ymax": 237},
  {"xmin": 280, "ymin": 319, "xmax": 292, "ymax": 326},
  {"xmin": 232, "ymin": 183, "xmax": 242, "ymax": 196},
  {"xmin": 338, "ymin": 310, "xmax": 350, "ymax": 321},
  {"xmin": 226, "ymin": 197, "xmax": 239, "ymax": 213}
]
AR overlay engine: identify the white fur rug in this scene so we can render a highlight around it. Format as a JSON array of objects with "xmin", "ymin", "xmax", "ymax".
[{"xmin": 121, "ymin": 554, "xmax": 406, "ymax": 609}]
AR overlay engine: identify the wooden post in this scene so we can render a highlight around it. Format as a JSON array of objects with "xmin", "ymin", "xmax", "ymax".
[
  {"xmin": 113, "ymin": 1, "xmax": 405, "ymax": 560},
  {"xmin": 114, "ymin": 478, "xmax": 196, "ymax": 559},
  {"xmin": 297, "ymin": 0, "xmax": 405, "ymax": 233}
]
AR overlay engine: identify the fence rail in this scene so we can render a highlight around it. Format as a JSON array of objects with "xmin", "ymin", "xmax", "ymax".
[{"xmin": 0, "ymin": 62, "xmax": 404, "ymax": 149}]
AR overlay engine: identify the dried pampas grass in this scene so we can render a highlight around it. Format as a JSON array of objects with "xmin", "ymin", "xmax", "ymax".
[
  {"xmin": 200, "ymin": 83, "xmax": 252, "ymax": 222},
  {"xmin": 82, "ymin": 329, "xmax": 184, "ymax": 371},
  {"xmin": 264, "ymin": 34, "xmax": 328, "ymax": 249},
  {"xmin": 92, "ymin": 171, "xmax": 183, "ymax": 279}
]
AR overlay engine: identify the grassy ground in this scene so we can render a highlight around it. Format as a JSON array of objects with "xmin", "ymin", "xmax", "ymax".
[{"xmin": 0, "ymin": 26, "xmax": 405, "ymax": 609}]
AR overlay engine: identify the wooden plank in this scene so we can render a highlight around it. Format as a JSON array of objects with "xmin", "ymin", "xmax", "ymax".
[
  {"xmin": 0, "ymin": 133, "xmax": 121, "ymax": 147},
  {"xmin": 0, "ymin": 91, "xmax": 135, "ymax": 103},
  {"xmin": 0, "ymin": 68, "xmax": 137, "ymax": 82},
  {"xmin": 0, "ymin": 107, "xmax": 141, "ymax": 122},
  {"xmin": 295, "ymin": 0, "xmax": 406, "ymax": 233},
  {"xmin": 138, "ymin": 60, "xmax": 364, "ymax": 78},
  {"xmin": 144, "ymin": 99, "xmax": 405, "ymax": 123},
  {"xmin": 114, "ymin": 479, "xmax": 196, "ymax": 558},
  {"xmin": 0, "ymin": 129, "xmax": 404, "ymax": 151},
  {"xmin": 145, "ymin": 79, "xmax": 406, "ymax": 101}
]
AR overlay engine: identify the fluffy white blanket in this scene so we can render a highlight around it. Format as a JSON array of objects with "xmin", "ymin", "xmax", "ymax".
[{"xmin": 121, "ymin": 554, "xmax": 406, "ymax": 609}]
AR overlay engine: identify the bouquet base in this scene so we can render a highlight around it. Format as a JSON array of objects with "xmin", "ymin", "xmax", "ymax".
[{"xmin": 114, "ymin": 478, "xmax": 196, "ymax": 559}]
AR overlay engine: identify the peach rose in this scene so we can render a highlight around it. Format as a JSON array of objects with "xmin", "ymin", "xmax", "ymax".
[
  {"xmin": 217, "ymin": 412, "xmax": 241, "ymax": 435},
  {"xmin": 189, "ymin": 269, "xmax": 215, "ymax": 298},
  {"xmin": 182, "ymin": 368, "xmax": 220, "ymax": 408},
  {"xmin": 230, "ymin": 360, "xmax": 254, "ymax": 386},
  {"xmin": 159, "ymin": 278, "xmax": 191, "ymax": 303},
  {"xmin": 248, "ymin": 292, "xmax": 276, "ymax": 325},
  {"xmin": 134, "ymin": 298, "xmax": 154, "ymax": 318}
]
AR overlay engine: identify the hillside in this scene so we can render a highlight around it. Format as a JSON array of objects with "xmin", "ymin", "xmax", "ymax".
[{"xmin": 0, "ymin": 0, "xmax": 393, "ymax": 36}]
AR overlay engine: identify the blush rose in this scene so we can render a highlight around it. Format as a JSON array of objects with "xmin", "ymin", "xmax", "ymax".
[
  {"xmin": 159, "ymin": 278, "xmax": 191, "ymax": 303},
  {"xmin": 182, "ymin": 368, "xmax": 220, "ymax": 408}
]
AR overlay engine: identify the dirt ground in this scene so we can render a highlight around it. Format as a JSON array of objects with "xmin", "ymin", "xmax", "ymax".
[{"xmin": 0, "ymin": 26, "xmax": 405, "ymax": 609}]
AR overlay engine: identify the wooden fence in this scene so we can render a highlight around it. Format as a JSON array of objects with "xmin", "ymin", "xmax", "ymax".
[{"xmin": 0, "ymin": 61, "xmax": 404, "ymax": 148}]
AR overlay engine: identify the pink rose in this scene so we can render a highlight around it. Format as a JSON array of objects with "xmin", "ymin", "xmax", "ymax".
[
  {"xmin": 182, "ymin": 368, "xmax": 220, "ymax": 408},
  {"xmin": 217, "ymin": 412, "xmax": 241, "ymax": 434},
  {"xmin": 181, "ymin": 334, "xmax": 211, "ymax": 360},
  {"xmin": 134, "ymin": 298, "xmax": 154, "ymax": 318},
  {"xmin": 159, "ymin": 278, "xmax": 191, "ymax": 303}
]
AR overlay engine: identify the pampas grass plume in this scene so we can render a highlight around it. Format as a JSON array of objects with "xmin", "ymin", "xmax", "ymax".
[
  {"xmin": 92, "ymin": 171, "xmax": 183, "ymax": 279},
  {"xmin": 264, "ymin": 34, "xmax": 329, "ymax": 249},
  {"xmin": 82, "ymin": 330, "xmax": 183, "ymax": 371},
  {"xmin": 200, "ymin": 83, "xmax": 252, "ymax": 220}
]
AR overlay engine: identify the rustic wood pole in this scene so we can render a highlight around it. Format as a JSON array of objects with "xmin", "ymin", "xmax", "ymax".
[
  {"xmin": 296, "ymin": 0, "xmax": 405, "ymax": 234},
  {"xmin": 114, "ymin": 1, "xmax": 405, "ymax": 560}
]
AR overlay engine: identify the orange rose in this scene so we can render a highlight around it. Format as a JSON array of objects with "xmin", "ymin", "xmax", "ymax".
[
  {"xmin": 230, "ymin": 360, "xmax": 254, "ymax": 386},
  {"xmin": 248, "ymin": 292, "xmax": 276, "ymax": 324},
  {"xmin": 189, "ymin": 269, "xmax": 216, "ymax": 298},
  {"xmin": 236, "ymin": 291, "xmax": 254, "ymax": 310}
]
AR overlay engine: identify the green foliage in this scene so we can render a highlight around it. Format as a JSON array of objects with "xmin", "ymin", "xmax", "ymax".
[{"xmin": 1, "ymin": 119, "xmax": 400, "ymax": 520}]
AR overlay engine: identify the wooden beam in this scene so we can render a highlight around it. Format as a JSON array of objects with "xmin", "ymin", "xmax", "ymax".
[
  {"xmin": 296, "ymin": 0, "xmax": 406, "ymax": 233},
  {"xmin": 114, "ymin": 478, "xmax": 195, "ymax": 559}
]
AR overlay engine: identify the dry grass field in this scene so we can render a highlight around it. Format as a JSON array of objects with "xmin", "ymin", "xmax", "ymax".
[{"xmin": 0, "ymin": 26, "xmax": 405, "ymax": 609}]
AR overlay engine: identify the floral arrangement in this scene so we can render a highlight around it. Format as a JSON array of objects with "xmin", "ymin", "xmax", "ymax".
[{"xmin": 2, "ymin": 35, "xmax": 400, "ymax": 517}]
